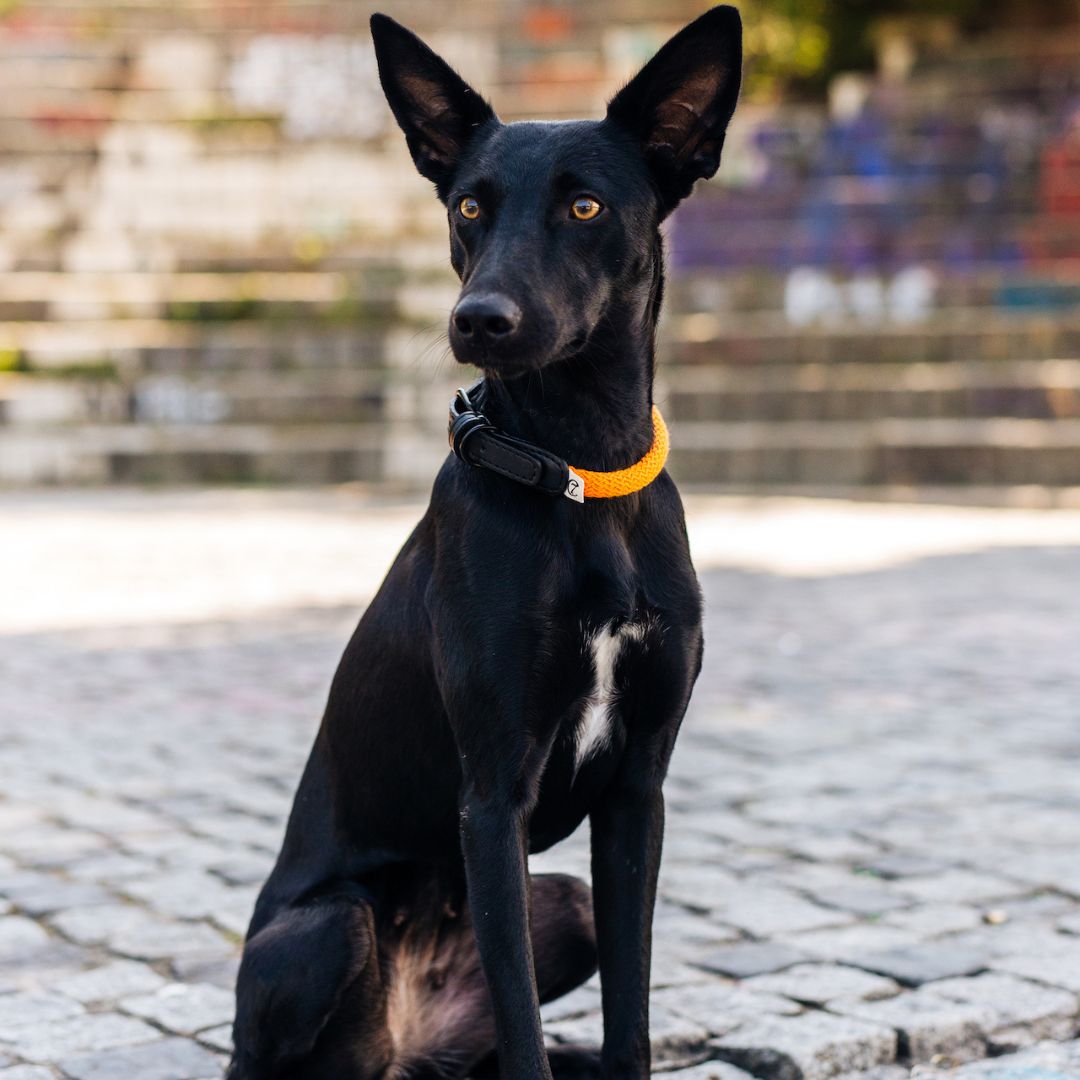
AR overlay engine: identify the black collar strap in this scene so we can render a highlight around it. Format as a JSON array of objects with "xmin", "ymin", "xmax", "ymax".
[{"xmin": 448, "ymin": 379, "xmax": 584, "ymax": 502}]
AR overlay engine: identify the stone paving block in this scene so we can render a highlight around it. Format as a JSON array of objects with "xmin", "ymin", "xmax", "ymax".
[
  {"xmin": 1000, "ymin": 854, "xmax": 1080, "ymax": 900},
  {"xmin": 0, "ymin": 990, "xmax": 84, "ymax": 1029},
  {"xmin": 882, "ymin": 903, "xmax": 984, "ymax": 937},
  {"xmin": 0, "ymin": 940, "xmax": 88, "ymax": 987},
  {"xmin": 652, "ymin": 953, "xmax": 720, "ymax": 990},
  {"xmin": 208, "ymin": 853, "xmax": 274, "ymax": 887},
  {"xmin": 856, "ymin": 854, "xmax": 953, "ymax": 880},
  {"xmin": 656, "ymin": 1062, "xmax": 756, "ymax": 1080},
  {"xmin": 651, "ymin": 981, "xmax": 802, "ymax": 1036},
  {"xmin": 66, "ymin": 853, "xmax": 158, "ymax": 884},
  {"xmin": 121, "ymin": 982, "xmax": 235, "ymax": 1035},
  {"xmin": 658, "ymin": 864, "xmax": 741, "ymax": 911},
  {"xmin": 0, "ymin": 1067, "xmax": 58, "ymax": 1079},
  {"xmin": 206, "ymin": 888, "xmax": 257, "ymax": 938},
  {"xmin": 778, "ymin": 924, "xmax": 920, "ymax": 966},
  {"xmin": 120, "ymin": 869, "xmax": 243, "ymax": 921},
  {"xmin": 54, "ymin": 960, "xmax": 167, "ymax": 1004},
  {"xmin": 196, "ymin": 1023, "xmax": 233, "ymax": 1054},
  {"xmin": 806, "ymin": 883, "xmax": 914, "ymax": 918},
  {"xmin": 1, "ymin": 829, "xmax": 110, "ymax": 870},
  {"xmin": 710, "ymin": 1010, "xmax": 898, "ymax": 1080},
  {"xmin": 6, "ymin": 880, "xmax": 114, "ymax": 918},
  {"xmin": 539, "ymin": 983, "xmax": 602, "ymax": 1024},
  {"xmin": 50, "ymin": 905, "xmax": 231, "ymax": 961},
  {"xmin": 59, "ymin": 1036, "xmax": 223, "ymax": 1080},
  {"xmin": 540, "ymin": 1011, "xmax": 603, "ymax": 1048},
  {"xmin": 0, "ymin": 1013, "xmax": 160, "ymax": 1063},
  {"xmin": 947, "ymin": 1037, "xmax": 1080, "ymax": 1078},
  {"xmin": 0, "ymin": 917, "xmax": 50, "ymax": 962},
  {"xmin": 831, "ymin": 1068, "xmax": 909, "ymax": 1080},
  {"xmin": 927, "ymin": 973, "xmax": 1080, "ymax": 1050},
  {"xmin": 649, "ymin": 1008, "xmax": 715, "ymax": 1063},
  {"xmin": 852, "ymin": 942, "xmax": 990, "ymax": 986},
  {"xmin": 744, "ymin": 963, "xmax": 901, "ymax": 1006},
  {"xmin": 778, "ymin": 832, "xmax": 881, "ymax": 864},
  {"xmin": 546, "ymin": 1007, "xmax": 710, "ymax": 1062},
  {"xmin": 654, "ymin": 908, "xmax": 743, "ymax": 951},
  {"xmin": 694, "ymin": 942, "xmax": 809, "ymax": 979},
  {"xmin": 955, "ymin": 924, "xmax": 1080, "ymax": 961},
  {"xmin": 899, "ymin": 872, "xmax": 1031, "ymax": 906},
  {"xmin": 708, "ymin": 886, "xmax": 852, "ymax": 938},
  {"xmin": 833, "ymin": 987, "xmax": 995, "ymax": 1063},
  {"xmin": 994, "ymin": 946, "xmax": 1080, "ymax": 995},
  {"xmin": 170, "ymin": 954, "xmax": 241, "ymax": 990},
  {"xmin": 995, "ymin": 894, "xmax": 1080, "ymax": 923}
]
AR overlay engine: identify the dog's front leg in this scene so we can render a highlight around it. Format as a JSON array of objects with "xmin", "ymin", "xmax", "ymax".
[
  {"xmin": 460, "ymin": 785, "xmax": 552, "ymax": 1080},
  {"xmin": 590, "ymin": 756, "xmax": 666, "ymax": 1080}
]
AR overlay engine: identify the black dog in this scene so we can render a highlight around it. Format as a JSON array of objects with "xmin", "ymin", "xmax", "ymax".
[{"xmin": 230, "ymin": 9, "xmax": 741, "ymax": 1079}]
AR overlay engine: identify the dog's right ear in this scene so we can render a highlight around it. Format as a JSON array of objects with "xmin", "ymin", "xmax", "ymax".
[{"xmin": 370, "ymin": 14, "xmax": 496, "ymax": 196}]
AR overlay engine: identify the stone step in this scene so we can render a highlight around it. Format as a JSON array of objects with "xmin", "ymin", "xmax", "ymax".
[
  {"xmin": 0, "ymin": 421, "xmax": 391, "ymax": 485},
  {"xmin": 0, "ymin": 370, "xmax": 394, "ymax": 426},
  {"xmin": 661, "ymin": 360, "xmax": 1080, "ymax": 422},
  {"xmin": 668, "ymin": 268, "xmax": 1080, "ymax": 318},
  {"xmin": 0, "ymin": 320, "xmax": 399, "ymax": 372},
  {"xmin": 666, "ymin": 311, "xmax": 1080, "ymax": 366},
  {"xmin": 5, "ymin": 415, "xmax": 1080, "ymax": 489},
  {"xmin": 0, "ymin": 270, "xmax": 393, "ymax": 322},
  {"xmin": 9, "ymin": 360, "xmax": 1080, "ymax": 431},
  {"xmin": 3, "ymin": 266, "xmax": 1078, "ymax": 322},
  {"xmin": 4, "ymin": 308, "xmax": 1079, "ymax": 374},
  {"xmin": 671, "ymin": 418, "xmax": 1080, "ymax": 488}
]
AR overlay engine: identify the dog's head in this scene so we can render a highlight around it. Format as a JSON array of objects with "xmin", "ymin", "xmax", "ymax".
[{"xmin": 371, "ymin": 9, "xmax": 741, "ymax": 375}]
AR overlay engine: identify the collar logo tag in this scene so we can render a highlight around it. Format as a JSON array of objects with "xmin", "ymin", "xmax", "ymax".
[{"xmin": 564, "ymin": 468, "xmax": 585, "ymax": 504}]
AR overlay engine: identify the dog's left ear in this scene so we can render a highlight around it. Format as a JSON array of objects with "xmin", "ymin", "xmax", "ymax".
[
  {"xmin": 370, "ymin": 13, "xmax": 496, "ymax": 197},
  {"xmin": 606, "ymin": 6, "xmax": 742, "ymax": 215}
]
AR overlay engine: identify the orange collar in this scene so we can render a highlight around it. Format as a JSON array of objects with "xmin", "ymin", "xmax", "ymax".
[
  {"xmin": 448, "ymin": 380, "xmax": 669, "ymax": 503},
  {"xmin": 565, "ymin": 406, "xmax": 669, "ymax": 501}
]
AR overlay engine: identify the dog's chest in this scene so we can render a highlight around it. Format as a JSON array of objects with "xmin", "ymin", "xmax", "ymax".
[{"xmin": 572, "ymin": 620, "xmax": 646, "ymax": 770}]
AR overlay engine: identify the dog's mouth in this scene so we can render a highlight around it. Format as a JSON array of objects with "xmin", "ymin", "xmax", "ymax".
[{"xmin": 449, "ymin": 328, "xmax": 590, "ymax": 376}]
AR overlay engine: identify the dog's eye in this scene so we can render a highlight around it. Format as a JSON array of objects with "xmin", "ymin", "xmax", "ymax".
[
  {"xmin": 458, "ymin": 196, "xmax": 481, "ymax": 220},
  {"xmin": 570, "ymin": 196, "xmax": 603, "ymax": 221}
]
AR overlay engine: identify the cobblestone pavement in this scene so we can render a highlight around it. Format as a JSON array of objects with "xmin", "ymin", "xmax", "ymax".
[{"xmin": 3, "ymin": 491, "xmax": 1080, "ymax": 1079}]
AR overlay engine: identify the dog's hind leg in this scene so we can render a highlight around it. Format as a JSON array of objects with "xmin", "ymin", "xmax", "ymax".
[
  {"xmin": 531, "ymin": 873, "xmax": 598, "ymax": 1005},
  {"xmin": 229, "ymin": 894, "xmax": 392, "ymax": 1080}
]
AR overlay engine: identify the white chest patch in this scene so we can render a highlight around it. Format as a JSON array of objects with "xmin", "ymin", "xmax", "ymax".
[{"xmin": 574, "ymin": 621, "xmax": 647, "ymax": 770}]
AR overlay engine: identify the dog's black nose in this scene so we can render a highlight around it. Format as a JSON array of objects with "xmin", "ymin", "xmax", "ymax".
[{"xmin": 452, "ymin": 293, "xmax": 522, "ymax": 342}]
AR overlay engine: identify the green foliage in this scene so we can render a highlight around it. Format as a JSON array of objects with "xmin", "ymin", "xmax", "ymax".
[
  {"xmin": 739, "ymin": 0, "xmax": 1079, "ymax": 96},
  {"xmin": 740, "ymin": 0, "xmax": 831, "ymax": 97},
  {"xmin": 0, "ymin": 348, "xmax": 27, "ymax": 373}
]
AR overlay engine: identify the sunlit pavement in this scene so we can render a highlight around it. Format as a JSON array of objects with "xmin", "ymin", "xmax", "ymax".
[{"xmin": 2, "ymin": 489, "xmax": 1080, "ymax": 1079}]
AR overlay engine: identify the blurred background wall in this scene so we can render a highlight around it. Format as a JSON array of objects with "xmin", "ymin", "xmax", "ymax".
[{"xmin": 0, "ymin": 0, "xmax": 1079, "ymax": 496}]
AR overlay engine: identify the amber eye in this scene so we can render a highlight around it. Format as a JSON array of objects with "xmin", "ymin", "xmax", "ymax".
[
  {"xmin": 570, "ymin": 196, "xmax": 603, "ymax": 221},
  {"xmin": 458, "ymin": 196, "xmax": 480, "ymax": 220}
]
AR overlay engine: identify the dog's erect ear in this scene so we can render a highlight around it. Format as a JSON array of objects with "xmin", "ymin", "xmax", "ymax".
[
  {"xmin": 370, "ymin": 14, "xmax": 496, "ymax": 195},
  {"xmin": 606, "ymin": 6, "xmax": 742, "ymax": 215}
]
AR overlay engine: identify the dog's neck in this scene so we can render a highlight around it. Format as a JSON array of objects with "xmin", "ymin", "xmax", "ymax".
[{"xmin": 479, "ymin": 284, "xmax": 659, "ymax": 473}]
